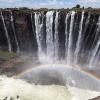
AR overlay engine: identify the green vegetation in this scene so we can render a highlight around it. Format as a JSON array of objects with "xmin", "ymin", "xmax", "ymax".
[
  {"xmin": 71, "ymin": 4, "xmax": 99, "ymax": 10},
  {"xmin": 19, "ymin": 7, "xmax": 30, "ymax": 10},
  {"xmin": 72, "ymin": 4, "xmax": 84, "ymax": 10},
  {"xmin": 38, "ymin": 8, "xmax": 48, "ymax": 11},
  {"xmin": 0, "ymin": 5, "xmax": 100, "ymax": 11},
  {"xmin": 5, "ymin": 8, "xmax": 19, "ymax": 10},
  {"xmin": 76, "ymin": 4, "xmax": 80, "ymax": 8},
  {"xmin": 0, "ymin": 51, "xmax": 16, "ymax": 60},
  {"xmin": 72, "ymin": 7, "xmax": 82, "ymax": 10},
  {"xmin": 86, "ymin": 7, "xmax": 93, "ymax": 10}
]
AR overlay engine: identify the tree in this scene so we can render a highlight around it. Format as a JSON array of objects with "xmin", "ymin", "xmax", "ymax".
[
  {"xmin": 38, "ymin": 8, "xmax": 48, "ymax": 11},
  {"xmin": 82, "ymin": 6, "xmax": 84, "ymax": 9},
  {"xmin": 87, "ymin": 7, "xmax": 93, "ymax": 10},
  {"xmin": 76, "ymin": 4, "xmax": 80, "ymax": 8},
  {"xmin": 19, "ymin": 7, "xmax": 29, "ymax": 10}
]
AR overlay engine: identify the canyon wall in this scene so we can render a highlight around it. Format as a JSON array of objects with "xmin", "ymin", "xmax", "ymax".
[{"xmin": 0, "ymin": 10, "xmax": 100, "ymax": 67}]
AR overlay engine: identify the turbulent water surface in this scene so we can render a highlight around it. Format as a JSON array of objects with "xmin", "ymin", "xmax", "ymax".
[{"xmin": 0, "ymin": 75, "xmax": 100, "ymax": 100}]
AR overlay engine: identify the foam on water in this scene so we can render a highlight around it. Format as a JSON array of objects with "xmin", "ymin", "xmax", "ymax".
[
  {"xmin": 0, "ymin": 75, "xmax": 100, "ymax": 100},
  {"xmin": 0, "ymin": 75, "xmax": 71, "ymax": 100}
]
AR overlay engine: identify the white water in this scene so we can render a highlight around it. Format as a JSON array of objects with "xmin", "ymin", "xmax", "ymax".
[
  {"xmin": 89, "ymin": 17, "xmax": 100, "ymax": 67},
  {"xmin": 0, "ymin": 75, "xmax": 100, "ymax": 100},
  {"xmin": 54, "ymin": 11, "xmax": 59, "ymax": 62},
  {"xmin": 35, "ymin": 12, "xmax": 46, "ymax": 62},
  {"xmin": 94, "ymin": 50, "xmax": 100, "ymax": 66},
  {"xmin": 67, "ymin": 11, "xmax": 75, "ymax": 64},
  {"xmin": 46, "ymin": 11, "xmax": 54, "ymax": 62},
  {"xmin": 10, "ymin": 11, "xmax": 19, "ymax": 52},
  {"xmin": 89, "ymin": 17, "xmax": 100, "ymax": 68},
  {"xmin": 1, "ymin": 12, "xmax": 11, "ymax": 52},
  {"xmin": 74, "ymin": 11, "xmax": 84, "ymax": 66},
  {"xmin": 65, "ymin": 12, "xmax": 70, "ymax": 60}
]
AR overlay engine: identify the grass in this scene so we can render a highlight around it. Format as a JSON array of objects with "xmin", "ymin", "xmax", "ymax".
[{"xmin": 0, "ymin": 51, "xmax": 16, "ymax": 60}]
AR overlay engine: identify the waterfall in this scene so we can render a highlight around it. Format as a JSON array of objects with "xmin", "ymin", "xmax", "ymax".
[
  {"xmin": 10, "ymin": 11, "xmax": 19, "ymax": 52},
  {"xmin": 0, "ymin": 10, "xmax": 100, "ymax": 69},
  {"xmin": 1, "ymin": 12, "xmax": 11, "ymax": 52},
  {"xmin": 35, "ymin": 12, "xmax": 46, "ymax": 62},
  {"xmin": 67, "ymin": 11, "xmax": 75, "ymax": 64},
  {"xmin": 89, "ymin": 15, "xmax": 100, "ymax": 59},
  {"xmin": 94, "ymin": 50, "xmax": 100, "ymax": 67},
  {"xmin": 46, "ymin": 11, "xmax": 54, "ymax": 62},
  {"xmin": 74, "ymin": 11, "xmax": 84, "ymax": 66},
  {"xmin": 65, "ymin": 12, "xmax": 70, "ymax": 60},
  {"xmin": 89, "ymin": 17, "xmax": 100, "ymax": 68},
  {"xmin": 54, "ymin": 11, "xmax": 59, "ymax": 62}
]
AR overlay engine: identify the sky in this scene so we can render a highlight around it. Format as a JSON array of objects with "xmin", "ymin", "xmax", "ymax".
[{"xmin": 0, "ymin": 0, "xmax": 100, "ymax": 9}]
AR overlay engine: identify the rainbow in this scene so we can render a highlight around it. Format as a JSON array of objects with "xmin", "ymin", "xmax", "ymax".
[{"xmin": 16, "ymin": 63, "xmax": 100, "ymax": 81}]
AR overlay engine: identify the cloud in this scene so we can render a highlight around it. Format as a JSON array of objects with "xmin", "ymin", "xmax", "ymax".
[
  {"xmin": 47, "ymin": 0, "xmax": 57, "ymax": 5},
  {"xmin": 82, "ymin": 0, "xmax": 100, "ymax": 3},
  {"xmin": 0, "ymin": 0, "xmax": 22, "ymax": 2},
  {"xmin": 60, "ymin": 2, "xmax": 64, "ymax": 5},
  {"xmin": 78, "ymin": 0, "xmax": 100, "ymax": 8},
  {"xmin": 78, "ymin": 0, "xmax": 100, "ymax": 4},
  {"xmin": 0, "ymin": 0, "xmax": 99, "ymax": 8}
]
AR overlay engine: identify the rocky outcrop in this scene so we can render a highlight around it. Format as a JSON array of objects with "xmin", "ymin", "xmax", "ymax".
[
  {"xmin": 13, "ymin": 11, "xmax": 37, "ymax": 52},
  {"xmin": 90, "ymin": 96, "xmax": 100, "ymax": 100},
  {"xmin": 0, "ymin": 10, "xmax": 38, "ymax": 53}
]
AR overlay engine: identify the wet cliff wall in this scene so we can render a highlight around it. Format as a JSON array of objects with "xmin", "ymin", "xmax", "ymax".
[
  {"xmin": 0, "ymin": 10, "xmax": 100, "ymax": 65},
  {"xmin": 0, "ymin": 10, "xmax": 37, "ymax": 52},
  {"xmin": 0, "ymin": 11, "xmax": 100, "ymax": 51}
]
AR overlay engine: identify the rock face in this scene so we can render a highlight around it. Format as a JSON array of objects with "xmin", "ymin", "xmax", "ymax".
[
  {"xmin": 90, "ymin": 96, "xmax": 100, "ymax": 100},
  {"xmin": 0, "ymin": 10, "xmax": 100, "ymax": 67},
  {"xmin": 0, "ymin": 10, "xmax": 38, "ymax": 52},
  {"xmin": 0, "ymin": 10, "xmax": 99, "ymax": 53}
]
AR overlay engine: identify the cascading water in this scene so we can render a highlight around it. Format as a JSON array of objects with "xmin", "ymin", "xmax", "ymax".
[
  {"xmin": 1, "ymin": 12, "xmax": 11, "ymax": 52},
  {"xmin": 89, "ymin": 17, "xmax": 100, "ymax": 68},
  {"xmin": 35, "ymin": 12, "xmax": 46, "ymax": 62},
  {"xmin": 54, "ymin": 11, "xmax": 59, "ymax": 62},
  {"xmin": 35, "ymin": 11, "xmax": 59, "ymax": 63},
  {"xmin": 0, "ymin": 10, "xmax": 100, "ymax": 69},
  {"xmin": 80, "ymin": 12, "xmax": 90, "ymax": 63},
  {"xmin": 65, "ymin": 12, "xmax": 70, "ymax": 60},
  {"xmin": 67, "ymin": 11, "xmax": 75, "ymax": 64},
  {"xmin": 74, "ymin": 11, "xmax": 84, "ymax": 66},
  {"xmin": 10, "ymin": 11, "xmax": 19, "ymax": 52},
  {"xmin": 46, "ymin": 11, "xmax": 54, "ymax": 62}
]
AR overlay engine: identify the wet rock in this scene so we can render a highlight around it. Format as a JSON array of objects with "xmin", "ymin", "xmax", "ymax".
[
  {"xmin": 90, "ymin": 96, "xmax": 100, "ymax": 100},
  {"xmin": 17, "ymin": 95, "xmax": 19, "ymax": 99},
  {"xmin": 0, "ymin": 10, "xmax": 100, "ymax": 53}
]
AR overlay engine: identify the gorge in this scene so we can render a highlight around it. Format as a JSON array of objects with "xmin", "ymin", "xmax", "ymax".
[
  {"xmin": 0, "ymin": 10, "xmax": 100, "ymax": 68},
  {"xmin": 0, "ymin": 9, "xmax": 100, "ymax": 99}
]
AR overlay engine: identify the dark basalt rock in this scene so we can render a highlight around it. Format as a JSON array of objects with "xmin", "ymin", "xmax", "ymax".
[
  {"xmin": 13, "ymin": 11, "xmax": 37, "ymax": 52},
  {"xmin": 90, "ymin": 96, "xmax": 100, "ymax": 100},
  {"xmin": 0, "ymin": 10, "xmax": 100, "ymax": 55},
  {"xmin": 0, "ymin": 10, "xmax": 38, "ymax": 53},
  {"xmin": 2, "ymin": 11, "xmax": 17, "ymax": 52},
  {"xmin": 58, "ymin": 11, "xmax": 66, "ymax": 59}
]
